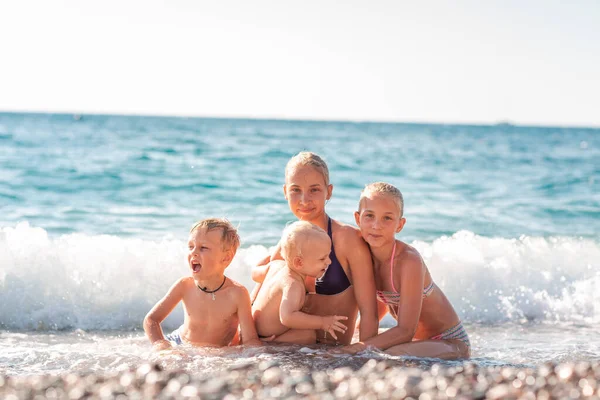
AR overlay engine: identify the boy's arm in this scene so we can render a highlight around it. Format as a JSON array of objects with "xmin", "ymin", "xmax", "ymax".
[
  {"xmin": 280, "ymin": 281, "xmax": 347, "ymax": 337},
  {"xmin": 143, "ymin": 278, "xmax": 185, "ymax": 349},
  {"xmin": 235, "ymin": 286, "xmax": 261, "ymax": 346},
  {"xmin": 346, "ymin": 230, "xmax": 379, "ymax": 341}
]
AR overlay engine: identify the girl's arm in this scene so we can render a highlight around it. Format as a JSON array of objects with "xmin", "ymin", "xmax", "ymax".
[
  {"xmin": 235, "ymin": 286, "xmax": 261, "ymax": 346},
  {"xmin": 359, "ymin": 252, "xmax": 425, "ymax": 350},
  {"xmin": 251, "ymin": 243, "xmax": 283, "ymax": 283},
  {"xmin": 251, "ymin": 262, "xmax": 271, "ymax": 283},
  {"xmin": 377, "ymin": 300, "xmax": 389, "ymax": 321},
  {"xmin": 143, "ymin": 278, "xmax": 186, "ymax": 349},
  {"xmin": 354, "ymin": 301, "xmax": 388, "ymax": 331},
  {"xmin": 345, "ymin": 230, "xmax": 379, "ymax": 341}
]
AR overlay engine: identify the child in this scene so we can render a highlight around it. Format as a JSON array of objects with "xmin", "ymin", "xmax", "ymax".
[
  {"xmin": 144, "ymin": 218, "xmax": 260, "ymax": 350},
  {"xmin": 252, "ymin": 221, "xmax": 348, "ymax": 344},
  {"xmin": 251, "ymin": 152, "xmax": 377, "ymax": 345},
  {"xmin": 342, "ymin": 182, "xmax": 470, "ymax": 359}
]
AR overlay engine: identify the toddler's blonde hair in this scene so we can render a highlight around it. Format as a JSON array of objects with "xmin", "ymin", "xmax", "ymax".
[{"xmin": 280, "ymin": 221, "xmax": 329, "ymax": 261}]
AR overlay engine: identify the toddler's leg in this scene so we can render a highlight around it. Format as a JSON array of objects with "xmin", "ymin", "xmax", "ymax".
[{"xmin": 273, "ymin": 329, "xmax": 317, "ymax": 345}]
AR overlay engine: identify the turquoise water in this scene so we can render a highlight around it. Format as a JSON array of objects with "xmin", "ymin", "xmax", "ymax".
[
  {"xmin": 0, "ymin": 112, "xmax": 599, "ymax": 374},
  {"xmin": 2, "ymin": 113, "xmax": 598, "ymax": 242}
]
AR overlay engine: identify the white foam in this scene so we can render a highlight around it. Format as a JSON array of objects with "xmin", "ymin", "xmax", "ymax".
[
  {"xmin": 0, "ymin": 222, "xmax": 268, "ymax": 331},
  {"xmin": 1, "ymin": 223, "xmax": 598, "ymax": 330},
  {"xmin": 412, "ymin": 230, "xmax": 600, "ymax": 325}
]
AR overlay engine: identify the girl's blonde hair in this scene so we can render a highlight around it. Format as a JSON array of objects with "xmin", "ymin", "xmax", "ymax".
[
  {"xmin": 285, "ymin": 152, "xmax": 330, "ymax": 185},
  {"xmin": 190, "ymin": 218, "xmax": 241, "ymax": 252},
  {"xmin": 359, "ymin": 182, "xmax": 404, "ymax": 216}
]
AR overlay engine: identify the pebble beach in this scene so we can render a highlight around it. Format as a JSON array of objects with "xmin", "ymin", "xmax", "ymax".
[{"xmin": 2, "ymin": 360, "xmax": 599, "ymax": 399}]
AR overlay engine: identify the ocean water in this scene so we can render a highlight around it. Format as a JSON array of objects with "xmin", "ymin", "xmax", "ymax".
[{"xmin": 0, "ymin": 112, "xmax": 599, "ymax": 376}]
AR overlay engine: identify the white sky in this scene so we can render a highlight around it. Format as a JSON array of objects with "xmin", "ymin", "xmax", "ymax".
[{"xmin": 1, "ymin": 0, "xmax": 599, "ymax": 126}]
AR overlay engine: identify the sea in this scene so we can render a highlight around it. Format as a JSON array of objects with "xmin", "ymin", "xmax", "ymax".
[{"xmin": 0, "ymin": 112, "xmax": 598, "ymax": 376}]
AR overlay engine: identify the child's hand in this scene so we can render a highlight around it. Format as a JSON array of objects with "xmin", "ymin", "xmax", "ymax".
[
  {"xmin": 338, "ymin": 342, "xmax": 367, "ymax": 354},
  {"xmin": 320, "ymin": 315, "xmax": 348, "ymax": 340},
  {"xmin": 243, "ymin": 338, "xmax": 264, "ymax": 347},
  {"xmin": 259, "ymin": 334, "xmax": 277, "ymax": 343},
  {"xmin": 152, "ymin": 339, "xmax": 173, "ymax": 352}
]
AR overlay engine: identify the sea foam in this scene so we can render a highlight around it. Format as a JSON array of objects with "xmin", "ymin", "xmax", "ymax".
[{"xmin": 1, "ymin": 223, "xmax": 598, "ymax": 330}]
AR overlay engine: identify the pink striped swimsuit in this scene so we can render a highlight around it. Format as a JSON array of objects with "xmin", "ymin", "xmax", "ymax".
[
  {"xmin": 375, "ymin": 242, "xmax": 471, "ymax": 349},
  {"xmin": 375, "ymin": 242, "xmax": 435, "ymax": 305}
]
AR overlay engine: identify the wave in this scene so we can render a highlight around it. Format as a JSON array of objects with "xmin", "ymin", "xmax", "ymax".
[{"xmin": 1, "ymin": 223, "xmax": 598, "ymax": 330}]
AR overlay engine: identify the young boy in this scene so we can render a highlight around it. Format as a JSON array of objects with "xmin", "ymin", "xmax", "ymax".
[
  {"xmin": 144, "ymin": 218, "xmax": 260, "ymax": 350},
  {"xmin": 251, "ymin": 221, "xmax": 348, "ymax": 344}
]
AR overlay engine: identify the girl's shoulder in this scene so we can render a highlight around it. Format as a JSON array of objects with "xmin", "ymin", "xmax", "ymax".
[
  {"xmin": 394, "ymin": 241, "xmax": 425, "ymax": 270},
  {"xmin": 330, "ymin": 218, "xmax": 371, "ymax": 261},
  {"xmin": 330, "ymin": 218, "xmax": 362, "ymax": 240}
]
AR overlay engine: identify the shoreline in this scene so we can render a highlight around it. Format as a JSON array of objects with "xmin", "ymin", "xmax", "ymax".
[{"xmin": 2, "ymin": 360, "xmax": 598, "ymax": 399}]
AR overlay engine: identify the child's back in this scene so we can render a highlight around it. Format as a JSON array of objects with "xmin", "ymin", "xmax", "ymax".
[{"xmin": 252, "ymin": 260, "xmax": 294, "ymax": 338}]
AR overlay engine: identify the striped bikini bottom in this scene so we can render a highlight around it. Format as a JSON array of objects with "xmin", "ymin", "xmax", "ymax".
[{"xmin": 430, "ymin": 321, "xmax": 470, "ymax": 349}]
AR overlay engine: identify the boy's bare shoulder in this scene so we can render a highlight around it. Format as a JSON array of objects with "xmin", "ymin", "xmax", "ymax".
[
  {"xmin": 166, "ymin": 276, "xmax": 196, "ymax": 297},
  {"xmin": 224, "ymin": 278, "xmax": 251, "ymax": 298},
  {"xmin": 176, "ymin": 276, "xmax": 196, "ymax": 289}
]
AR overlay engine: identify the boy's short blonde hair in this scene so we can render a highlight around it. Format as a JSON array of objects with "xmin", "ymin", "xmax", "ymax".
[
  {"xmin": 280, "ymin": 221, "xmax": 329, "ymax": 260},
  {"xmin": 285, "ymin": 152, "xmax": 330, "ymax": 185},
  {"xmin": 359, "ymin": 182, "xmax": 404, "ymax": 216},
  {"xmin": 190, "ymin": 218, "xmax": 241, "ymax": 252}
]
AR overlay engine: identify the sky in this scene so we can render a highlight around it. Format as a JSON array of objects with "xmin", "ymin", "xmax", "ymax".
[{"xmin": 1, "ymin": 0, "xmax": 599, "ymax": 126}]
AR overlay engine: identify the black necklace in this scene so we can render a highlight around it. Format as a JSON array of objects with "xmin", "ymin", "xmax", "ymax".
[{"xmin": 197, "ymin": 276, "xmax": 227, "ymax": 300}]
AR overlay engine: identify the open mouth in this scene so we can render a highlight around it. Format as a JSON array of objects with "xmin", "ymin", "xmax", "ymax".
[{"xmin": 191, "ymin": 262, "xmax": 201, "ymax": 273}]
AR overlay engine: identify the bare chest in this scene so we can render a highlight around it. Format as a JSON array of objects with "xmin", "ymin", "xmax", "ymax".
[{"xmin": 182, "ymin": 290, "xmax": 238, "ymax": 325}]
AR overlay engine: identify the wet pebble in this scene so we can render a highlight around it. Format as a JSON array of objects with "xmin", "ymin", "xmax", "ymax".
[{"xmin": 2, "ymin": 361, "xmax": 600, "ymax": 399}]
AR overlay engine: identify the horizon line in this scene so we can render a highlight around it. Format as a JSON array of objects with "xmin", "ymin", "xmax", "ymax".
[{"xmin": 1, "ymin": 108, "xmax": 599, "ymax": 130}]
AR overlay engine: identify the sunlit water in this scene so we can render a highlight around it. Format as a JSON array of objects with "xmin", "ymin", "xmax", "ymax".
[
  {"xmin": 0, "ymin": 112, "xmax": 598, "ymax": 375},
  {"xmin": 2, "ymin": 322, "xmax": 598, "ymax": 376}
]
